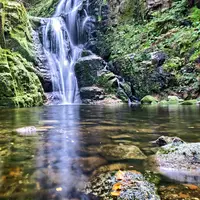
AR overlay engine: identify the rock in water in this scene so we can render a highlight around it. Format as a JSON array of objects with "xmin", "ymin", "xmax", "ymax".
[
  {"xmin": 147, "ymin": 137, "xmax": 200, "ymax": 183},
  {"xmin": 16, "ymin": 126, "xmax": 37, "ymax": 136},
  {"xmin": 98, "ymin": 144, "xmax": 147, "ymax": 160},
  {"xmin": 151, "ymin": 136, "xmax": 185, "ymax": 147},
  {"xmin": 84, "ymin": 170, "xmax": 160, "ymax": 200}
]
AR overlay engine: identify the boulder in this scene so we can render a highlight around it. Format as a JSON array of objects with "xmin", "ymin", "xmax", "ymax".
[
  {"xmin": 141, "ymin": 95, "xmax": 158, "ymax": 104},
  {"xmin": 84, "ymin": 170, "xmax": 160, "ymax": 200},
  {"xmin": 98, "ymin": 144, "xmax": 147, "ymax": 160},
  {"xmin": 147, "ymin": 138, "xmax": 200, "ymax": 183},
  {"xmin": 167, "ymin": 95, "xmax": 183, "ymax": 104},
  {"xmin": 147, "ymin": 0, "xmax": 172, "ymax": 11},
  {"xmin": 181, "ymin": 99, "xmax": 197, "ymax": 105},
  {"xmin": 151, "ymin": 51, "xmax": 166, "ymax": 67},
  {"xmin": 80, "ymin": 86, "xmax": 105, "ymax": 103},
  {"xmin": 75, "ymin": 55, "xmax": 106, "ymax": 88},
  {"xmin": 16, "ymin": 126, "xmax": 37, "ymax": 136},
  {"xmin": 151, "ymin": 136, "xmax": 185, "ymax": 147},
  {"xmin": 72, "ymin": 156, "xmax": 107, "ymax": 173}
]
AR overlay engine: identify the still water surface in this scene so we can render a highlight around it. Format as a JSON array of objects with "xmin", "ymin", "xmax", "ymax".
[{"xmin": 0, "ymin": 104, "xmax": 200, "ymax": 199}]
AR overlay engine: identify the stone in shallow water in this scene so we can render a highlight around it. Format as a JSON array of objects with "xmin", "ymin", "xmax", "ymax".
[
  {"xmin": 71, "ymin": 156, "xmax": 107, "ymax": 173},
  {"xmin": 147, "ymin": 142, "xmax": 200, "ymax": 183},
  {"xmin": 84, "ymin": 170, "xmax": 160, "ymax": 200},
  {"xmin": 16, "ymin": 126, "xmax": 37, "ymax": 136},
  {"xmin": 98, "ymin": 144, "xmax": 147, "ymax": 160},
  {"xmin": 141, "ymin": 95, "xmax": 158, "ymax": 104},
  {"xmin": 151, "ymin": 135, "xmax": 185, "ymax": 147}
]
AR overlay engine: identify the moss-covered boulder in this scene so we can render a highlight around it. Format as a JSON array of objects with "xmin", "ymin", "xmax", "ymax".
[
  {"xmin": 1, "ymin": 0, "xmax": 34, "ymax": 61},
  {"xmin": 141, "ymin": 95, "xmax": 158, "ymax": 104},
  {"xmin": 181, "ymin": 99, "xmax": 197, "ymax": 105},
  {"xmin": 167, "ymin": 95, "xmax": 183, "ymax": 104},
  {"xmin": 0, "ymin": 49, "xmax": 44, "ymax": 107},
  {"xmin": 75, "ymin": 55, "xmax": 105, "ymax": 88}
]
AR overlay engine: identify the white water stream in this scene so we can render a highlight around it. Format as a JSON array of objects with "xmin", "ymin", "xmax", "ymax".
[{"xmin": 42, "ymin": 0, "xmax": 91, "ymax": 104}]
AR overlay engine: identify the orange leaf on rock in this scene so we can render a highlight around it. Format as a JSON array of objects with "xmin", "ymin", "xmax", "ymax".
[
  {"xmin": 183, "ymin": 184, "xmax": 198, "ymax": 190},
  {"xmin": 115, "ymin": 170, "xmax": 125, "ymax": 180},
  {"xmin": 9, "ymin": 167, "xmax": 21, "ymax": 177},
  {"xmin": 111, "ymin": 191, "xmax": 121, "ymax": 196},
  {"xmin": 112, "ymin": 182, "xmax": 122, "ymax": 191},
  {"xmin": 178, "ymin": 192, "xmax": 190, "ymax": 198}
]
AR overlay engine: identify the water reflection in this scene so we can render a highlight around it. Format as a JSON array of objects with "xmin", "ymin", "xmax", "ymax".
[{"xmin": 35, "ymin": 105, "xmax": 87, "ymax": 198}]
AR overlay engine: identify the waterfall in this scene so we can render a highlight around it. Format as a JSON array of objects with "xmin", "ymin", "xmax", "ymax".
[{"xmin": 42, "ymin": 0, "xmax": 91, "ymax": 104}]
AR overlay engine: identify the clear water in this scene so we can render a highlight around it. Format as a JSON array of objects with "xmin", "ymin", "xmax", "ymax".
[
  {"xmin": 42, "ymin": 0, "xmax": 91, "ymax": 104},
  {"xmin": 0, "ymin": 105, "xmax": 200, "ymax": 199}
]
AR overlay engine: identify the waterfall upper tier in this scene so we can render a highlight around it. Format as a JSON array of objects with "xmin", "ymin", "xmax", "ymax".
[{"xmin": 42, "ymin": 0, "xmax": 91, "ymax": 104}]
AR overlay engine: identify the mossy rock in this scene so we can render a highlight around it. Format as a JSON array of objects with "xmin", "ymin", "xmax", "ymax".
[
  {"xmin": 0, "ymin": 49, "xmax": 44, "ymax": 107},
  {"xmin": 159, "ymin": 100, "xmax": 168, "ymax": 105},
  {"xmin": 1, "ymin": 0, "xmax": 34, "ymax": 61},
  {"xmin": 181, "ymin": 99, "xmax": 197, "ymax": 105},
  {"xmin": 141, "ymin": 95, "xmax": 158, "ymax": 104},
  {"xmin": 167, "ymin": 95, "xmax": 183, "ymax": 104}
]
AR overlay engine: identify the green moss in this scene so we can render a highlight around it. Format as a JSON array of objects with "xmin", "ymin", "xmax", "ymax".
[
  {"xmin": 0, "ymin": 49, "xmax": 44, "ymax": 108},
  {"xmin": 1, "ymin": 0, "xmax": 35, "ymax": 61},
  {"xmin": 181, "ymin": 99, "xmax": 197, "ymax": 105},
  {"xmin": 141, "ymin": 95, "xmax": 158, "ymax": 104},
  {"xmin": 28, "ymin": 0, "xmax": 59, "ymax": 17}
]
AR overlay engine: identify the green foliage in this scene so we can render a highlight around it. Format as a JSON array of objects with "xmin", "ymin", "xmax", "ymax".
[
  {"xmin": 97, "ymin": 72, "xmax": 118, "ymax": 93},
  {"xmin": 99, "ymin": 0, "xmax": 200, "ymax": 98},
  {"xmin": 189, "ymin": 6, "xmax": 200, "ymax": 23}
]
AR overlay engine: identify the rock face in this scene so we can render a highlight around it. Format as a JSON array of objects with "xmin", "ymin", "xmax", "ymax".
[
  {"xmin": 1, "ymin": 0, "xmax": 35, "ymax": 61},
  {"xmin": 75, "ymin": 55, "xmax": 106, "ymax": 88},
  {"xmin": 147, "ymin": 0, "xmax": 172, "ymax": 11},
  {"xmin": 0, "ymin": 49, "xmax": 44, "ymax": 107},
  {"xmin": 0, "ymin": 0, "xmax": 44, "ymax": 107}
]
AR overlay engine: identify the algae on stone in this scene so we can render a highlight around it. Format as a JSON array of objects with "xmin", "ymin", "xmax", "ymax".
[
  {"xmin": 2, "ymin": 0, "xmax": 35, "ymax": 61},
  {"xmin": 0, "ymin": 49, "xmax": 44, "ymax": 107}
]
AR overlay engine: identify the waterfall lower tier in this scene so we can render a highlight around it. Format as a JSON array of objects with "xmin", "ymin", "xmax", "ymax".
[{"xmin": 42, "ymin": 0, "xmax": 91, "ymax": 104}]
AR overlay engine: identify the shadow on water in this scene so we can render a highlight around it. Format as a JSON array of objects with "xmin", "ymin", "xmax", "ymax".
[{"xmin": 0, "ymin": 104, "xmax": 200, "ymax": 199}]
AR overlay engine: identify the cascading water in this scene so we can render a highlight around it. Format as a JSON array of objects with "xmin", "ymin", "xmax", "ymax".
[{"xmin": 42, "ymin": 0, "xmax": 91, "ymax": 104}]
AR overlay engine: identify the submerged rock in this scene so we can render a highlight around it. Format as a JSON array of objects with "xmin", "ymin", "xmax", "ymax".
[
  {"xmin": 16, "ymin": 126, "xmax": 37, "ymax": 136},
  {"xmin": 97, "ymin": 144, "xmax": 147, "ymax": 160},
  {"xmin": 72, "ymin": 156, "xmax": 107, "ymax": 173}
]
